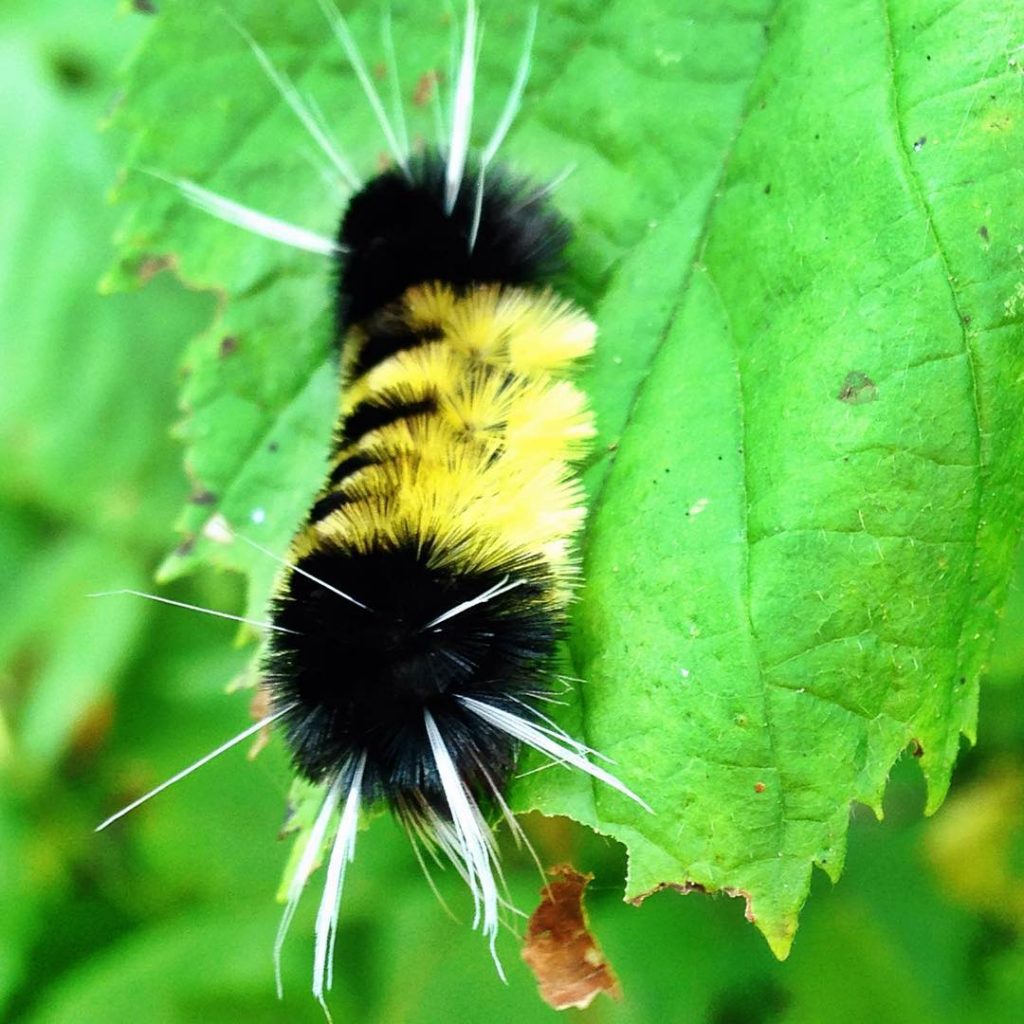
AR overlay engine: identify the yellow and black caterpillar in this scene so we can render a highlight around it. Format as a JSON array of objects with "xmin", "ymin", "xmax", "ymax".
[
  {"xmin": 102, "ymin": 1, "xmax": 647, "ymax": 1006},
  {"xmin": 266, "ymin": 150, "xmax": 643, "ymax": 996},
  {"xmin": 272, "ymin": 153, "xmax": 597, "ymax": 790}
]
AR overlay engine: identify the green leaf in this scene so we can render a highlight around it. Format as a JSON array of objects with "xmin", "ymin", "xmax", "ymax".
[
  {"xmin": 534, "ymin": 0, "xmax": 1024, "ymax": 956},
  {"xmin": 109, "ymin": 0, "xmax": 1024, "ymax": 958},
  {"xmin": 21, "ymin": 906, "xmax": 332, "ymax": 1024},
  {"xmin": 0, "ymin": 4, "xmax": 219, "ymax": 1008},
  {"xmin": 0, "ymin": 521, "xmax": 149, "ymax": 769},
  {"xmin": 0, "ymin": 21, "xmax": 213, "ymax": 551},
  {"xmin": 0, "ymin": 1, "xmax": 217, "ymax": 779}
]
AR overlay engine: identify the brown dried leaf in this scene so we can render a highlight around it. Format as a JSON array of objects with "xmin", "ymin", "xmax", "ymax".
[{"xmin": 521, "ymin": 864, "xmax": 622, "ymax": 1011}]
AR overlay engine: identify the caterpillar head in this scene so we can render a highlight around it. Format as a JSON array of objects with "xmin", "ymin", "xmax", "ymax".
[{"xmin": 335, "ymin": 151, "xmax": 571, "ymax": 329}]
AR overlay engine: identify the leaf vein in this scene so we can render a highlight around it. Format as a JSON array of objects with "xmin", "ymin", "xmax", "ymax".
[{"xmin": 880, "ymin": 0, "xmax": 985, "ymax": 694}]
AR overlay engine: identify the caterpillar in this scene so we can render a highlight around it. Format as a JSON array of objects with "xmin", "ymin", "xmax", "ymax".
[{"xmin": 100, "ymin": 0, "xmax": 649, "ymax": 1011}]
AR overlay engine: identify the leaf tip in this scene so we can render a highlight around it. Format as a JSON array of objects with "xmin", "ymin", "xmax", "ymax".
[{"xmin": 743, "ymin": 894, "xmax": 797, "ymax": 961}]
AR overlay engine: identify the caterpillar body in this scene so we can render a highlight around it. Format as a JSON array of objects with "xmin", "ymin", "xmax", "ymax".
[
  {"xmin": 272, "ymin": 149, "xmax": 595, "ymax": 793},
  {"xmin": 102, "ymin": 0, "xmax": 649, "ymax": 1009}
]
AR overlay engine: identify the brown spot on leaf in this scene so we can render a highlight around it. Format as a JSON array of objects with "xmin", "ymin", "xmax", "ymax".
[
  {"xmin": 414, "ymin": 69, "xmax": 440, "ymax": 107},
  {"xmin": 189, "ymin": 489, "xmax": 217, "ymax": 506},
  {"xmin": 979, "ymin": 225, "xmax": 990, "ymax": 243},
  {"xmin": 754, "ymin": 781, "xmax": 766, "ymax": 793},
  {"xmin": 910, "ymin": 738, "xmax": 925, "ymax": 758},
  {"xmin": 838, "ymin": 370, "xmax": 877, "ymax": 405},
  {"xmin": 913, "ymin": 135, "xmax": 927, "ymax": 152},
  {"xmin": 137, "ymin": 253, "xmax": 175, "ymax": 282},
  {"xmin": 984, "ymin": 113, "xmax": 1013, "ymax": 133},
  {"xmin": 522, "ymin": 865, "xmax": 622, "ymax": 1011},
  {"xmin": 133, "ymin": 0, "xmax": 158, "ymax": 11},
  {"xmin": 373, "ymin": 61, "xmax": 387, "ymax": 81},
  {"xmin": 219, "ymin": 335, "xmax": 239, "ymax": 358}
]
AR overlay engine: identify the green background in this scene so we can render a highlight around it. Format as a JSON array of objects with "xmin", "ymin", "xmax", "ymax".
[{"xmin": 3, "ymin": 1, "xmax": 1024, "ymax": 1022}]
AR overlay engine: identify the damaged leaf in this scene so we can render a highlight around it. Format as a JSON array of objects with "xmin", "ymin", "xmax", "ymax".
[{"xmin": 522, "ymin": 865, "xmax": 622, "ymax": 1011}]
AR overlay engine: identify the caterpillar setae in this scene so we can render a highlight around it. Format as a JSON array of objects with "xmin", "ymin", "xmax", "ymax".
[{"xmin": 99, "ymin": 0, "xmax": 650, "ymax": 1010}]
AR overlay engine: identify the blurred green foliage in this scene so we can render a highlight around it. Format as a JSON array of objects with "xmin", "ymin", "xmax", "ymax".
[{"xmin": 3, "ymin": 2, "xmax": 1024, "ymax": 1023}]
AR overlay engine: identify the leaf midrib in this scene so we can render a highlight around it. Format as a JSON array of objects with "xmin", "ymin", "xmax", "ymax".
[
  {"xmin": 878, "ymin": 0, "xmax": 984, "ymax": 711},
  {"xmin": 575, "ymin": 0, "xmax": 785, "ymax": 826}
]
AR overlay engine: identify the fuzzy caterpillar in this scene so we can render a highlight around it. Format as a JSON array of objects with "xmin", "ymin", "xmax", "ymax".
[{"xmin": 100, "ymin": 0, "xmax": 650, "ymax": 1011}]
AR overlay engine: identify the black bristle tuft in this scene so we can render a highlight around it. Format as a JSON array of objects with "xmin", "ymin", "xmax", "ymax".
[
  {"xmin": 264, "ymin": 540, "xmax": 562, "ymax": 810},
  {"xmin": 334, "ymin": 149, "xmax": 571, "ymax": 331}
]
